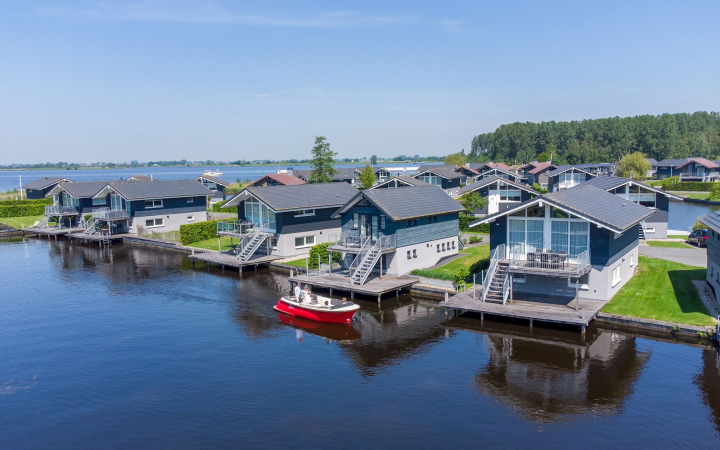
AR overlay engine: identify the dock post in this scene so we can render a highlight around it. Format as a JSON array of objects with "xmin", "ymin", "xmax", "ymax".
[
  {"xmin": 444, "ymin": 292, "xmax": 449, "ymax": 303},
  {"xmin": 481, "ymin": 312, "xmax": 484, "ymax": 323},
  {"xmin": 445, "ymin": 308, "xmax": 448, "ymax": 319},
  {"xmin": 329, "ymin": 288, "xmax": 333, "ymax": 296},
  {"xmin": 396, "ymin": 289, "xmax": 399, "ymax": 297},
  {"xmin": 351, "ymin": 291, "xmax": 354, "ymax": 299},
  {"xmin": 218, "ymin": 237, "xmax": 221, "ymax": 252},
  {"xmin": 581, "ymin": 325, "xmax": 586, "ymax": 334},
  {"xmin": 575, "ymin": 279, "xmax": 580, "ymax": 311},
  {"xmin": 529, "ymin": 319, "xmax": 533, "ymax": 328},
  {"xmin": 377, "ymin": 294, "xmax": 381, "ymax": 306},
  {"xmin": 329, "ymin": 254, "xmax": 332, "ymax": 274}
]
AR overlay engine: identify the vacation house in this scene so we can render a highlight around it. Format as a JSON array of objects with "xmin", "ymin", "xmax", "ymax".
[
  {"xmin": 23, "ymin": 176, "xmax": 72, "ymax": 200},
  {"xmin": 195, "ymin": 174, "xmax": 231, "ymax": 203},
  {"xmin": 249, "ymin": 173, "xmax": 307, "ymax": 188},
  {"xmin": 371, "ymin": 175, "xmax": 429, "ymax": 189},
  {"xmin": 546, "ymin": 166, "xmax": 595, "ymax": 192},
  {"xmin": 413, "ymin": 166, "xmax": 464, "ymax": 197},
  {"xmin": 470, "ymin": 185, "xmax": 653, "ymax": 302},
  {"xmin": 454, "ymin": 165, "xmax": 481, "ymax": 185},
  {"xmin": 329, "ymin": 185, "xmax": 466, "ymax": 283},
  {"xmin": 459, "ymin": 175, "xmax": 539, "ymax": 217},
  {"xmin": 526, "ymin": 163, "xmax": 558, "ymax": 188},
  {"xmin": 654, "ymin": 157, "xmax": 720, "ymax": 181}
]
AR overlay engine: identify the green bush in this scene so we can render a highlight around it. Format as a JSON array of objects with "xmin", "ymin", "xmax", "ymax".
[
  {"xmin": 692, "ymin": 217, "xmax": 706, "ymax": 231},
  {"xmin": 459, "ymin": 214, "xmax": 489, "ymax": 233},
  {"xmin": 469, "ymin": 257, "xmax": 490, "ymax": 273},
  {"xmin": 532, "ymin": 183, "xmax": 548, "ymax": 194},
  {"xmin": 0, "ymin": 204, "xmax": 45, "ymax": 218},
  {"xmin": 179, "ymin": 219, "xmax": 229, "ymax": 245},
  {"xmin": 210, "ymin": 200, "xmax": 238, "ymax": 213},
  {"xmin": 469, "ymin": 235, "xmax": 481, "ymax": 244},
  {"xmin": 307, "ymin": 243, "xmax": 342, "ymax": 269},
  {"xmin": 661, "ymin": 180, "xmax": 715, "ymax": 192},
  {"xmin": 709, "ymin": 184, "xmax": 720, "ymax": 201},
  {"xmin": 0, "ymin": 198, "xmax": 52, "ymax": 206}
]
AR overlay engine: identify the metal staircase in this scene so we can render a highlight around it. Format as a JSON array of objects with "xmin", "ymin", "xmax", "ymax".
[
  {"xmin": 638, "ymin": 220, "xmax": 646, "ymax": 242},
  {"xmin": 35, "ymin": 215, "xmax": 49, "ymax": 229},
  {"xmin": 84, "ymin": 218, "xmax": 98, "ymax": 235},
  {"xmin": 350, "ymin": 237, "xmax": 385, "ymax": 285},
  {"xmin": 237, "ymin": 229, "xmax": 268, "ymax": 261},
  {"xmin": 483, "ymin": 262, "xmax": 510, "ymax": 304}
]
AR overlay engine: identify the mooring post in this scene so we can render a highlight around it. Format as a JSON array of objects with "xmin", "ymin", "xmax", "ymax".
[
  {"xmin": 444, "ymin": 292, "xmax": 449, "ymax": 303},
  {"xmin": 581, "ymin": 325, "xmax": 586, "ymax": 334},
  {"xmin": 445, "ymin": 308, "xmax": 448, "ymax": 319},
  {"xmin": 351, "ymin": 291, "xmax": 354, "ymax": 299},
  {"xmin": 377, "ymin": 294, "xmax": 381, "ymax": 306},
  {"xmin": 473, "ymin": 273, "xmax": 476, "ymax": 299},
  {"xmin": 329, "ymin": 254, "xmax": 332, "ymax": 274},
  {"xmin": 529, "ymin": 319, "xmax": 533, "ymax": 328},
  {"xmin": 217, "ymin": 237, "xmax": 221, "ymax": 252},
  {"xmin": 481, "ymin": 312, "xmax": 484, "ymax": 323},
  {"xmin": 329, "ymin": 288, "xmax": 333, "ymax": 296}
]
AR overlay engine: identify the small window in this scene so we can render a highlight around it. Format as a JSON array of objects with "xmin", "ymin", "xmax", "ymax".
[
  {"xmin": 353, "ymin": 213, "xmax": 359, "ymax": 228},
  {"xmin": 187, "ymin": 198, "xmax": 194, "ymax": 203},
  {"xmin": 437, "ymin": 245, "xmax": 441, "ymax": 253},
  {"xmin": 144, "ymin": 200, "xmax": 163, "ymax": 209},
  {"xmin": 145, "ymin": 218, "xmax": 164, "ymax": 228},
  {"xmin": 413, "ymin": 249, "xmax": 417, "ymax": 258},
  {"xmin": 612, "ymin": 266, "xmax": 621, "ymax": 287},
  {"xmin": 294, "ymin": 235, "xmax": 315, "ymax": 248},
  {"xmin": 442, "ymin": 243, "xmax": 446, "ymax": 251},
  {"xmin": 452, "ymin": 241, "xmax": 456, "ymax": 249},
  {"xmin": 380, "ymin": 215, "xmax": 385, "ymax": 230},
  {"xmin": 187, "ymin": 215, "xmax": 195, "ymax": 222},
  {"xmin": 294, "ymin": 209, "xmax": 315, "ymax": 217},
  {"xmin": 407, "ymin": 251, "xmax": 411, "ymax": 260},
  {"xmin": 92, "ymin": 197, "xmax": 106, "ymax": 206}
]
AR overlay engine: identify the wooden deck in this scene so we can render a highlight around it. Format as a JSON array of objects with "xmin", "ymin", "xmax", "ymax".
[
  {"xmin": 67, "ymin": 232, "xmax": 128, "ymax": 242},
  {"xmin": 508, "ymin": 260, "xmax": 592, "ymax": 278},
  {"xmin": 188, "ymin": 251, "xmax": 283, "ymax": 270},
  {"xmin": 25, "ymin": 227, "xmax": 84, "ymax": 237},
  {"xmin": 288, "ymin": 272, "xmax": 419, "ymax": 301},
  {"xmin": 442, "ymin": 292, "xmax": 605, "ymax": 330}
]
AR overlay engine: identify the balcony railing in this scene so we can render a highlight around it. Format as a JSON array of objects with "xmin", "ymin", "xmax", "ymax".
[
  {"xmin": 328, "ymin": 233, "xmax": 396, "ymax": 250},
  {"xmin": 45, "ymin": 205, "xmax": 78, "ymax": 215},
  {"xmin": 507, "ymin": 244, "xmax": 590, "ymax": 274},
  {"xmin": 92, "ymin": 208, "xmax": 130, "ymax": 220},
  {"xmin": 217, "ymin": 220, "xmax": 255, "ymax": 236}
]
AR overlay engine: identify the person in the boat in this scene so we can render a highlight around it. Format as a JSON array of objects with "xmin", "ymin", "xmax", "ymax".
[
  {"xmin": 301, "ymin": 285, "xmax": 313, "ymax": 303},
  {"xmin": 294, "ymin": 283, "xmax": 302, "ymax": 300}
]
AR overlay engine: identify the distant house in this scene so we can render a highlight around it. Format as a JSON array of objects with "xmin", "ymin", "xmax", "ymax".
[
  {"xmin": 23, "ymin": 177, "xmax": 71, "ymax": 200},
  {"xmin": 222, "ymin": 183, "xmax": 358, "ymax": 259},
  {"xmin": 354, "ymin": 167, "xmax": 391, "ymax": 184},
  {"xmin": 413, "ymin": 166, "xmax": 464, "ymax": 197},
  {"xmin": 478, "ymin": 167, "xmax": 523, "ymax": 184},
  {"xmin": 195, "ymin": 174, "xmax": 231, "ymax": 203},
  {"xmin": 294, "ymin": 168, "xmax": 358, "ymax": 185},
  {"xmin": 654, "ymin": 159, "xmax": 687, "ymax": 180},
  {"xmin": 574, "ymin": 175, "xmax": 682, "ymax": 239},
  {"xmin": 459, "ymin": 175, "xmax": 539, "ymax": 217},
  {"xmin": 546, "ymin": 166, "xmax": 595, "ymax": 192},
  {"xmin": 330, "ymin": 185, "xmax": 466, "ymax": 281},
  {"xmin": 674, "ymin": 158, "xmax": 720, "ymax": 182},
  {"xmin": 454, "ymin": 165, "xmax": 480, "ymax": 185},
  {"xmin": 371, "ymin": 175, "xmax": 429, "ymax": 189},
  {"xmin": 470, "ymin": 185, "xmax": 653, "ymax": 302},
  {"xmin": 249, "ymin": 173, "xmax": 307, "ymax": 188},
  {"xmin": 700, "ymin": 211, "xmax": 720, "ymax": 306},
  {"xmin": 515, "ymin": 162, "xmax": 541, "ymax": 182},
  {"xmin": 573, "ymin": 163, "xmax": 617, "ymax": 177},
  {"xmin": 527, "ymin": 163, "xmax": 558, "ymax": 188}
]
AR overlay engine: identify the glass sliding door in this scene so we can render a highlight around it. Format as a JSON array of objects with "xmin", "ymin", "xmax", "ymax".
[
  {"xmin": 110, "ymin": 194, "xmax": 123, "ymax": 211},
  {"xmin": 508, "ymin": 219, "xmax": 526, "ymax": 257},
  {"xmin": 569, "ymin": 222, "xmax": 589, "ymax": 255},
  {"xmin": 526, "ymin": 220, "xmax": 544, "ymax": 253},
  {"xmin": 551, "ymin": 221, "xmax": 569, "ymax": 253}
]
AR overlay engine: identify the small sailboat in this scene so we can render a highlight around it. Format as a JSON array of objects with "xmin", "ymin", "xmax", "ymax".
[{"xmin": 274, "ymin": 295, "xmax": 360, "ymax": 324}]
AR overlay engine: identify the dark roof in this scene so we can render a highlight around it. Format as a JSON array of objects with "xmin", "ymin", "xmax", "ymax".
[
  {"xmin": 371, "ymin": 175, "xmax": 429, "ymax": 189},
  {"xmin": 480, "ymin": 167, "xmax": 521, "ymax": 179},
  {"xmin": 108, "ymin": 180, "xmax": 212, "ymax": 200},
  {"xmin": 23, "ymin": 176, "xmax": 71, "ymax": 190},
  {"xmin": 574, "ymin": 175, "xmax": 682, "ymax": 199},
  {"xmin": 50, "ymin": 181, "xmax": 109, "ymax": 198},
  {"xmin": 195, "ymin": 174, "xmax": 231, "ymax": 186},
  {"xmin": 455, "ymin": 166, "xmax": 480, "ymax": 175},
  {"xmin": 228, "ymin": 183, "xmax": 358, "ymax": 211},
  {"xmin": 675, "ymin": 157, "xmax": 720, "ymax": 169},
  {"xmin": 459, "ymin": 175, "xmax": 539, "ymax": 195},
  {"xmin": 701, "ymin": 210, "xmax": 720, "ymax": 232},
  {"xmin": 249, "ymin": 173, "xmax": 306, "ymax": 186},
  {"xmin": 416, "ymin": 164, "xmax": 457, "ymax": 173},
  {"xmin": 546, "ymin": 165, "xmax": 594, "ymax": 177},
  {"xmin": 294, "ymin": 168, "xmax": 357, "ymax": 182},
  {"xmin": 655, "ymin": 158, "xmax": 690, "ymax": 167},
  {"xmin": 335, "ymin": 185, "xmax": 465, "ymax": 221},
  {"xmin": 646, "ymin": 158, "xmax": 658, "ymax": 165},
  {"xmin": 414, "ymin": 166, "xmax": 463, "ymax": 180},
  {"xmin": 471, "ymin": 186, "xmax": 653, "ymax": 233}
]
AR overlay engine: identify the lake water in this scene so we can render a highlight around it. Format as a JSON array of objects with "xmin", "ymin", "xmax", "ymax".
[
  {"xmin": 668, "ymin": 201, "xmax": 720, "ymax": 232},
  {"xmin": 1, "ymin": 239, "xmax": 719, "ymax": 449}
]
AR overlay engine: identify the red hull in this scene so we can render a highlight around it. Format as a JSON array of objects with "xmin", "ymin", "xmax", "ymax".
[{"xmin": 274, "ymin": 299, "xmax": 358, "ymax": 324}]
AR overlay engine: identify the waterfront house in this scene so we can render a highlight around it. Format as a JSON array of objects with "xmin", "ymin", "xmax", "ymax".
[
  {"xmin": 195, "ymin": 174, "xmax": 231, "ymax": 203},
  {"xmin": 546, "ymin": 166, "xmax": 595, "ymax": 192},
  {"xmin": 653, "ymin": 157, "xmax": 720, "ymax": 181},
  {"xmin": 91, "ymin": 180, "xmax": 212, "ymax": 233},
  {"xmin": 700, "ymin": 209, "xmax": 720, "ymax": 306},
  {"xmin": 454, "ymin": 165, "xmax": 480, "ymax": 185},
  {"xmin": 222, "ymin": 183, "xmax": 358, "ymax": 259},
  {"xmin": 470, "ymin": 185, "xmax": 653, "ymax": 302},
  {"xmin": 573, "ymin": 175, "xmax": 681, "ymax": 239},
  {"xmin": 527, "ymin": 163, "xmax": 558, "ymax": 188},
  {"xmin": 371, "ymin": 175, "xmax": 429, "ymax": 189},
  {"xmin": 44, "ymin": 181, "xmax": 114, "ymax": 228},
  {"xmin": 329, "ymin": 185, "xmax": 466, "ymax": 283},
  {"xmin": 413, "ymin": 166, "xmax": 464, "ymax": 197},
  {"xmin": 477, "ymin": 167, "xmax": 523, "ymax": 184},
  {"xmin": 248, "ymin": 173, "xmax": 307, "ymax": 187},
  {"xmin": 459, "ymin": 175, "xmax": 539, "ymax": 217},
  {"xmin": 654, "ymin": 159, "xmax": 687, "ymax": 180},
  {"xmin": 23, "ymin": 176, "xmax": 72, "ymax": 199}
]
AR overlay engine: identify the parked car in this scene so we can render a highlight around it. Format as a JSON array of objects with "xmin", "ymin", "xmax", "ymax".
[{"xmin": 688, "ymin": 229, "xmax": 708, "ymax": 247}]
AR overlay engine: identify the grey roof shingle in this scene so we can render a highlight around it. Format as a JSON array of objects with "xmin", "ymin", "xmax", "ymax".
[
  {"xmin": 109, "ymin": 180, "xmax": 212, "ymax": 200},
  {"xmin": 338, "ymin": 185, "xmax": 465, "ymax": 221},
  {"xmin": 196, "ymin": 174, "xmax": 230, "ymax": 186},
  {"xmin": 574, "ymin": 175, "xmax": 682, "ymax": 199},
  {"xmin": 236, "ymin": 183, "xmax": 359, "ymax": 211},
  {"xmin": 546, "ymin": 165, "xmax": 594, "ymax": 177},
  {"xmin": 459, "ymin": 175, "xmax": 539, "ymax": 195},
  {"xmin": 371, "ymin": 175, "xmax": 429, "ymax": 189},
  {"xmin": 701, "ymin": 210, "xmax": 720, "ymax": 232},
  {"xmin": 23, "ymin": 176, "xmax": 71, "ymax": 190},
  {"xmin": 655, "ymin": 158, "xmax": 689, "ymax": 167},
  {"xmin": 414, "ymin": 166, "xmax": 463, "ymax": 180},
  {"xmin": 52, "ymin": 181, "xmax": 110, "ymax": 198}
]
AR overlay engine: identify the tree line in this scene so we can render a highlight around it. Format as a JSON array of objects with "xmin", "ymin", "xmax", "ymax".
[{"xmin": 469, "ymin": 111, "xmax": 720, "ymax": 165}]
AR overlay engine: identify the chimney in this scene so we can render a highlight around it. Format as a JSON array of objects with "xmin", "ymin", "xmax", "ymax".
[
  {"xmin": 287, "ymin": 168, "xmax": 294, "ymax": 177},
  {"xmin": 465, "ymin": 162, "xmax": 470, "ymax": 167}
]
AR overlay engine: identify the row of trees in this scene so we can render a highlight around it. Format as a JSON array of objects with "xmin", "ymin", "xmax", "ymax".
[{"xmin": 469, "ymin": 111, "xmax": 720, "ymax": 165}]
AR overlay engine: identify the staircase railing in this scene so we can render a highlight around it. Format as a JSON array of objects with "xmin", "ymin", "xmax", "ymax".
[
  {"xmin": 348, "ymin": 236, "xmax": 371, "ymax": 281},
  {"xmin": 237, "ymin": 230, "xmax": 268, "ymax": 261},
  {"xmin": 501, "ymin": 273, "xmax": 511, "ymax": 305},
  {"xmin": 36, "ymin": 215, "xmax": 49, "ymax": 230},
  {"xmin": 481, "ymin": 244, "xmax": 505, "ymax": 302},
  {"xmin": 639, "ymin": 220, "xmax": 647, "ymax": 239},
  {"xmin": 353, "ymin": 237, "xmax": 385, "ymax": 285}
]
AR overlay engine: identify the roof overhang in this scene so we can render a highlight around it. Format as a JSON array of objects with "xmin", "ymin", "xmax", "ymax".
[
  {"xmin": 93, "ymin": 184, "xmax": 121, "ymax": 199},
  {"xmin": 550, "ymin": 167, "xmax": 595, "ymax": 177},
  {"xmin": 415, "ymin": 169, "xmax": 452, "ymax": 180},
  {"xmin": 195, "ymin": 175, "xmax": 230, "ymax": 186}
]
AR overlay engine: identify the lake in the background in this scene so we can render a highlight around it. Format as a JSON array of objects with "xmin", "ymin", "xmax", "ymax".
[{"xmin": 1, "ymin": 239, "xmax": 719, "ymax": 449}]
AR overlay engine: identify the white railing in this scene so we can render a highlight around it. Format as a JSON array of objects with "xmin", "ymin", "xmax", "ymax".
[
  {"xmin": 640, "ymin": 220, "xmax": 647, "ymax": 238},
  {"xmin": 508, "ymin": 243, "xmax": 590, "ymax": 274},
  {"xmin": 45, "ymin": 205, "xmax": 77, "ymax": 215},
  {"xmin": 481, "ymin": 244, "xmax": 505, "ymax": 302},
  {"xmin": 354, "ymin": 238, "xmax": 385, "ymax": 285},
  {"xmin": 501, "ymin": 273, "xmax": 510, "ymax": 305},
  {"xmin": 348, "ymin": 236, "xmax": 371, "ymax": 278},
  {"xmin": 330, "ymin": 233, "xmax": 396, "ymax": 250},
  {"xmin": 92, "ymin": 208, "xmax": 130, "ymax": 220},
  {"xmin": 217, "ymin": 220, "xmax": 254, "ymax": 236}
]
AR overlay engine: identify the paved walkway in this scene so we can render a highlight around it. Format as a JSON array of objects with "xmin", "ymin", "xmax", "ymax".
[{"xmin": 638, "ymin": 243, "xmax": 707, "ymax": 267}]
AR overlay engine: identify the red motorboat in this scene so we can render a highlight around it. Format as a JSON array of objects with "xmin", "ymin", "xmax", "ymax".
[{"xmin": 274, "ymin": 295, "xmax": 360, "ymax": 324}]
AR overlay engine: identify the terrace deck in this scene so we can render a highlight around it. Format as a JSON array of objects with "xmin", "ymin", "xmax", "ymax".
[
  {"xmin": 26, "ymin": 227, "xmax": 84, "ymax": 237},
  {"xmin": 188, "ymin": 251, "xmax": 283, "ymax": 270},
  {"xmin": 442, "ymin": 292, "xmax": 605, "ymax": 331},
  {"xmin": 288, "ymin": 272, "xmax": 419, "ymax": 301},
  {"xmin": 67, "ymin": 232, "xmax": 128, "ymax": 242}
]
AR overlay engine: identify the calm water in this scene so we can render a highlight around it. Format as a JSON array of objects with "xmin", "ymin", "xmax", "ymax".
[
  {"xmin": 668, "ymin": 201, "xmax": 720, "ymax": 232},
  {"xmin": 1, "ymin": 239, "xmax": 719, "ymax": 449}
]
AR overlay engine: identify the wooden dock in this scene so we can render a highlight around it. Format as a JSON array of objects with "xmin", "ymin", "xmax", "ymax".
[
  {"xmin": 288, "ymin": 272, "xmax": 419, "ymax": 303},
  {"xmin": 188, "ymin": 251, "xmax": 283, "ymax": 271},
  {"xmin": 25, "ymin": 227, "xmax": 84, "ymax": 238},
  {"xmin": 67, "ymin": 232, "xmax": 128, "ymax": 243},
  {"xmin": 441, "ymin": 292, "xmax": 606, "ymax": 332}
]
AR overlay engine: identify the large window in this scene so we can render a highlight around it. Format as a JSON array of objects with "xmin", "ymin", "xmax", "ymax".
[
  {"xmin": 551, "ymin": 221, "xmax": 569, "ymax": 253},
  {"xmin": 92, "ymin": 197, "xmax": 106, "ymax": 206},
  {"xmin": 558, "ymin": 172, "xmax": 586, "ymax": 189},
  {"xmin": 144, "ymin": 199, "xmax": 162, "ymax": 209},
  {"xmin": 508, "ymin": 219, "xmax": 525, "ymax": 254},
  {"xmin": 550, "ymin": 220, "xmax": 588, "ymax": 255},
  {"xmin": 294, "ymin": 235, "xmax": 315, "ymax": 248},
  {"xmin": 246, "ymin": 199, "xmax": 276, "ymax": 231},
  {"xmin": 491, "ymin": 183, "xmax": 522, "ymax": 202},
  {"xmin": 62, "ymin": 191, "xmax": 79, "ymax": 207},
  {"xmin": 145, "ymin": 218, "xmax": 164, "ymax": 228},
  {"xmin": 526, "ymin": 220, "xmax": 544, "ymax": 252},
  {"xmin": 419, "ymin": 174, "xmax": 442, "ymax": 185}
]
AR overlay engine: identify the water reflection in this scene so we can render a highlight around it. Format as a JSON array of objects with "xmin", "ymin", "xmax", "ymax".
[
  {"xmin": 453, "ymin": 319, "xmax": 650, "ymax": 423},
  {"xmin": 696, "ymin": 349, "xmax": 720, "ymax": 433}
]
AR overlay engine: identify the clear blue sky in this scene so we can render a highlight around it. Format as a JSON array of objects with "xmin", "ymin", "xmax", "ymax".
[{"xmin": 1, "ymin": 0, "xmax": 719, "ymax": 164}]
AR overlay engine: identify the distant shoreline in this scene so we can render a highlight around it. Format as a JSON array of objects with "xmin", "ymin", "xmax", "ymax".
[{"xmin": 0, "ymin": 161, "xmax": 433, "ymax": 172}]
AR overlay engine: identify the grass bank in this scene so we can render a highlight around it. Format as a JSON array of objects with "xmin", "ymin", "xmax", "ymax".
[
  {"xmin": 668, "ymin": 234, "xmax": 689, "ymax": 239},
  {"xmin": 602, "ymin": 256, "xmax": 714, "ymax": 327},
  {"xmin": 186, "ymin": 236, "xmax": 236, "ymax": 251},
  {"xmin": 646, "ymin": 240, "xmax": 694, "ymax": 249},
  {"xmin": 0, "ymin": 215, "xmax": 41, "ymax": 229},
  {"xmin": 411, "ymin": 245, "xmax": 490, "ymax": 281}
]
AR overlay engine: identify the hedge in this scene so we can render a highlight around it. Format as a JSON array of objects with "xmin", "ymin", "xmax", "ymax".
[
  {"xmin": 0, "ymin": 204, "xmax": 45, "ymax": 218},
  {"xmin": 210, "ymin": 200, "xmax": 238, "ymax": 213},
  {"xmin": 661, "ymin": 181, "xmax": 716, "ymax": 192},
  {"xmin": 179, "ymin": 219, "xmax": 229, "ymax": 245},
  {"xmin": 307, "ymin": 243, "xmax": 342, "ymax": 269},
  {"xmin": 0, "ymin": 198, "xmax": 52, "ymax": 206},
  {"xmin": 459, "ymin": 214, "xmax": 489, "ymax": 233}
]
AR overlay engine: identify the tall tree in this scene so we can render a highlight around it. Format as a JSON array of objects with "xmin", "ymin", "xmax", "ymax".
[
  {"xmin": 358, "ymin": 164, "xmax": 377, "ymax": 189},
  {"xmin": 370, "ymin": 155, "xmax": 378, "ymax": 165},
  {"xmin": 309, "ymin": 136, "xmax": 337, "ymax": 184},
  {"xmin": 616, "ymin": 152, "xmax": 652, "ymax": 179},
  {"xmin": 445, "ymin": 152, "xmax": 466, "ymax": 167}
]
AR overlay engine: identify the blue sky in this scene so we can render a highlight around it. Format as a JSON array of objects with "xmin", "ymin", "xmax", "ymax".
[{"xmin": 1, "ymin": 0, "xmax": 719, "ymax": 164}]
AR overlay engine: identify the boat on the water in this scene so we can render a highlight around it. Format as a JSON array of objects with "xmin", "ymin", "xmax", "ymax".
[
  {"xmin": 203, "ymin": 169, "xmax": 223, "ymax": 176},
  {"xmin": 274, "ymin": 295, "xmax": 360, "ymax": 324}
]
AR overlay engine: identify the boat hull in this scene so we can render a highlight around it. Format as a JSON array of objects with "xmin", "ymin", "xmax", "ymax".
[{"xmin": 274, "ymin": 298, "xmax": 358, "ymax": 324}]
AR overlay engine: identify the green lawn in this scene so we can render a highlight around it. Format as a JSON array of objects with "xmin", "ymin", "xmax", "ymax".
[
  {"xmin": 411, "ymin": 244, "xmax": 490, "ymax": 280},
  {"xmin": 0, "ymin": 215, "xmax": 41, "ymax": 229},
  {"xmin": 186, "ymin": 235, "xmax": 236, "ymax": 251},
  {"xmin": 646, "ymin": 240, "xmax": 694, "ymax": 249},
  {"xmin": 284, "ymin": 258, "xmax": 309, "ymax": 268},
  {"xmin": 668, "ymin": 234, "xmax": 689, "ymax": 239},
  {"xmin": 602, "ymin": 256, "xmax": 714, "ymax": 326},
  {"xmin": 686, "ymin": 192, "xmax": 710, "ymax": 200}
]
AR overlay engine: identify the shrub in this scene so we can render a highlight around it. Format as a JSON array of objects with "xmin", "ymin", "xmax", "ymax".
[
  {"xmin": 469, "ymin": 235, "xmax": 481, "ymax": 244},
  {"xmin": 469, "ymin": 257, "xmax": 490, "ymax": 273},
  {"xmin": 459, "ymin": 214, "xmax": 489, "ymax": 233},
  {"xmin": 0, "ymin": 204, "xmax": 45, "ymax": 218},
  {"xmin": 692, "ymin": 217, "xmax": 706, "ymax": 231},
  {"xmin": 661, "ymin": 180, "xmax": 715, "ymax": 192},
  {"xmin": 307, "ymin": 242, "xmax": 342, "ymax": 269},
  {"xmin": 709, "ymin": 184, "xmax": 720, "ymax": 201},
  {"xmin": 179, "ymin": 219, "xmax": 229, "ymax": 245},
  {"xmin": 532, "ymin": 183, "xmax": 548, "ymax": 194},
  {"xmin": 210, "ymin": 200, "xmax": 238, "ymax": 213},
  {"xmin": 0, "ymin": 198, "xmax": 52, "ymax": 206},
  {"xmin": 454, "ymin": 268, "xmax": 469, "ymax": 284}
]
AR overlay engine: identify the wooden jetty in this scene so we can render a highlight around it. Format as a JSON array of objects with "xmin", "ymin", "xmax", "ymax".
[
  {"xmin": 67, "ymin": 232, "xmax": 127, "ymax": 244},
  {"xmin": 288, "ymin": 272, "xmax": 419, "ymax": 304},
  {"xmin": 441, "ymin": 292, "xmax": 605, "ymax": 333},
  {"xmin": 25, "ymin": 227, "xmax": 84, "ymax": 238},
  {"xmin": 188, "ymin": 250, "xmax": 283, "ymax": 272}
]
